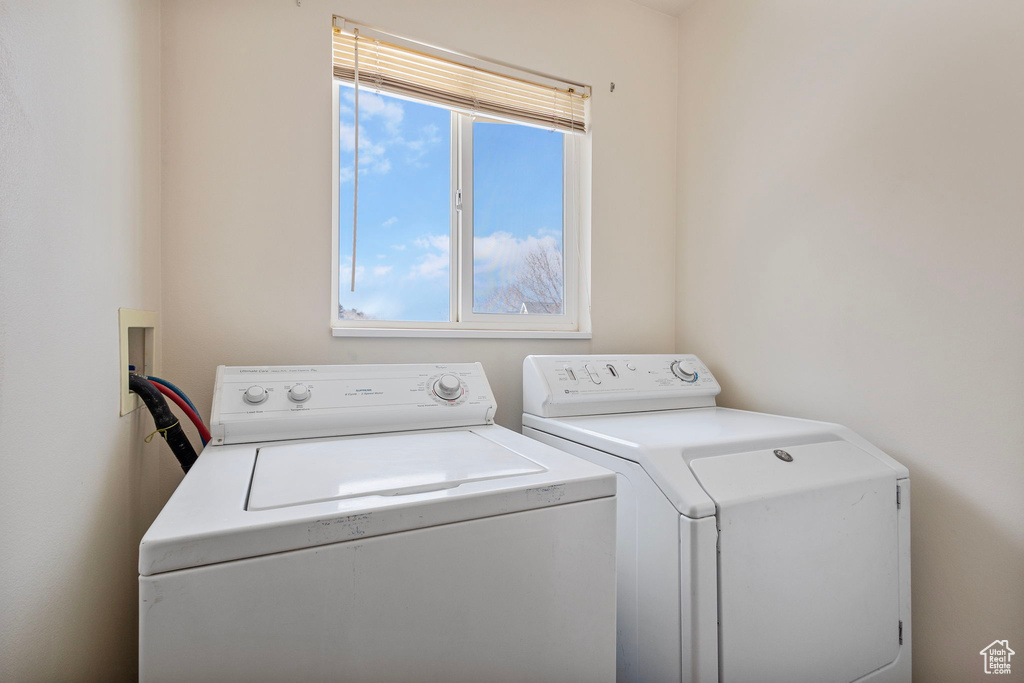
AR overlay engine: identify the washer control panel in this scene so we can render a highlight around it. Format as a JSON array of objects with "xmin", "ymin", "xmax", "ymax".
[
  {"xmin": 210, "ymin": 363, "xmax": 496, "ymax": 445},
  {"xmin": 523, "ymin": 354, "xmax": 721, "ymax": 418}
]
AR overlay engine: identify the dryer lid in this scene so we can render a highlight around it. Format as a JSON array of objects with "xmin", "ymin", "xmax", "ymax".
[
  {"xmin": 690, "ymin": 441, "xmax": 901, "ymax": 682},
  {"xmin": 248, "ymin": 431, "xmax": 546, "ymax": 511},
  {"xmin": 522, "ymin": 407, "xmax": 855, "ymax": 518}
]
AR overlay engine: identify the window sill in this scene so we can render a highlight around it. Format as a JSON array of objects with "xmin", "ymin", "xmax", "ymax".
[{"xmin": 331, "ymin": 327, "xmax": 592, "ymax": 340}]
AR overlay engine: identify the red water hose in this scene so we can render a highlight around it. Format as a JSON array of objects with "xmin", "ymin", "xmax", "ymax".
[{"xmin": 151, "ymin": 380, "xmax": 212, "ymax": 445}]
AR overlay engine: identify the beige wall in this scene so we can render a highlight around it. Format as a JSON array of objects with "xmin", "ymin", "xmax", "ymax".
[
  {"xmin": 159, "ymin": 0, "xmax": 679, "ymax": 434},
  {"xmin": 10, "ymin": 1, "xmax": 1017, "ymax": 679},
  {"xmin": 676, "ymin": 1, "xmax": 1024, "ymax": 680},
  {"xmin": 0, "ymin": 0, "xmax": 167, "ymax": 679}
]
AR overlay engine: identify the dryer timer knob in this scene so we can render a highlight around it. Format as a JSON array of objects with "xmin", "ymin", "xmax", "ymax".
[
  {"xmin": 433, "ymin": 374, "xmax": 462, "ymax": 400},
  {"xmin": 671, "ymin": 360, "xmax": 697, "ymax": 382}
]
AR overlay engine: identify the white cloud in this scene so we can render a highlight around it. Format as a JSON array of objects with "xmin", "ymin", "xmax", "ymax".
[
  {"xmin": 382, "ymin": 216, "xmax": 398, "ymax": 228},
  {"xmin": 373, "ymin": 265, "xmax": 393, "ymax": 277},
  {"xmin": 336, "ymin": 91, "xmax": 443, "ymax": 183},
  {"xmin": 338, "ymin": 121, "xmax": 391, "ymax": 181},
  {"xmin": 377, "ymin": 254, "xmax": 387, "ymax": 259},
  {"xmin": 338, "ymin": 262, "xmax": 366, "ymax": 285},
  {"xmin": 343, "ymin": 90, "xmax": 404, "ymax": 133},
  {"xmin": 392, "ymin": 244, "xmax": 406, "ymax": 251},
  {"xmin": 339, "ymin": 292, "xmax": 403, "ymax": 321},
  {"xmin": 409, "ymin": 233, "xmax": 450, "ymax": 279},
  {"xmin": 413, "ymin": 234, "xmax": 450, "ymax": 251},
  {"xmin": 473, "ymin": 231, "xmax": 560, "ymax": 276},
  {"xmin": 410, "ymin": 252, "xmax": 449, "ymax": 279},
  {"xmin": 403, "ymin": 124, "xmax": 443, "ymax": 165},
  {"xmin": 338, "ymin": 122, "xmax": 384, "ymax": 157}
]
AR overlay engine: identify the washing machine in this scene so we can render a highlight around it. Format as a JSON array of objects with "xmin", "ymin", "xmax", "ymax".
[
  {"xmin": 522, "ymin": 354, "xmax": 911, "ymax": 683},
  {"xmin": 139, "ymin": 363, "xmax": 616, "ymax": 683}
]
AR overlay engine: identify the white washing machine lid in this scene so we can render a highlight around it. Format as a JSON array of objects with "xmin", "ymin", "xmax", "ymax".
[
  {"xmin": 247, "ymin": 431, "xmax": 546, "ymax": 511},
  {"xmin": 523, "ymin": 407, "xmax": 909, "ymax": 518},
  {"xmin": 140, "ymin": 425, "xmax": 614, "ymax": 576}
]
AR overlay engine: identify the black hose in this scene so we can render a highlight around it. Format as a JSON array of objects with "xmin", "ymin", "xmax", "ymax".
[{"xmin": 129, "ymin": 374, "xmax": 199, "ymax": 473}]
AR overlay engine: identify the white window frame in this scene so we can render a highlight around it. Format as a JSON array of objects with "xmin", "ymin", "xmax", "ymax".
[{"xmin": 330, "ymin": 84, "xmax": 590, "ymax": 339}]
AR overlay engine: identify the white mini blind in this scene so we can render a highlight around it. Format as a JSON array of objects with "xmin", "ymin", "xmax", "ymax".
[{"xmin": 332, "ymin": 18, "xmax": 588, "ymax": 134}]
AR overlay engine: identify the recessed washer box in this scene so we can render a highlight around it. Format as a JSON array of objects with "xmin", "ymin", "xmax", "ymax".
[{"xmin": 118, "ymin": 308, "xmax": 157, "ymax": 416}]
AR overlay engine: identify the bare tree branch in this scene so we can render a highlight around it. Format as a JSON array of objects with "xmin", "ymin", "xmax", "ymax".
[
  {"xmin": 338, "ymin": 305, "xmax": 375, "ymax": 320},
  {"xmin": 483, "ymin": 242, "xmax": 563, "ymax": 314}
]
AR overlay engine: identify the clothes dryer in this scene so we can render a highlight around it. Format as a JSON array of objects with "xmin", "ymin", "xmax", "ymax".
[{"xmin": 522, "ymin": 354, "xmax": 910, "ymax": 683}]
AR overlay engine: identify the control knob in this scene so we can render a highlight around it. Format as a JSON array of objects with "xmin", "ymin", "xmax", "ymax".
[
  {"xmin": 243, "ymin": 385, "xmax": 268, "ymax": 405},
  {"xmin": 670, "ymin": 360, "xmax": 698, "ymax": 382},
  {"xmin": 288, "ymin": 383, "xmax": 311, "ymax": 402},
  {"xmin": 433, "ymin": 374, "xmax": 463, "ymax": 401}
]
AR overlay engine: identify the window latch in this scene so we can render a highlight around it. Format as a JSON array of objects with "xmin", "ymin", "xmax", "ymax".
[{"xmin": 455, "ymin": 189, "xmax": 463, "ymax": 212}]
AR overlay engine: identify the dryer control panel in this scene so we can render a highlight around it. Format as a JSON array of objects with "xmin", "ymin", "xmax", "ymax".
[
  {"xmin": 210, "ymin": 363, "xmax": 496, "ymax": 445},
  {"xmin": 523, "ymin": 354, "xmax": 721, "ymax": 418}
]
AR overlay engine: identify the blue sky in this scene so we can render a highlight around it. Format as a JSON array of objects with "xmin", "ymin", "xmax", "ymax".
[{"xmin": 337, "ymin": 84, "xmax": 563, "ymax": 321}]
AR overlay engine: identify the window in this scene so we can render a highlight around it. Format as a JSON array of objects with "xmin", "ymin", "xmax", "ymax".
[{"xmin": 331, "ymin": 18, "xmax": 590, "ymax": 336}]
